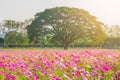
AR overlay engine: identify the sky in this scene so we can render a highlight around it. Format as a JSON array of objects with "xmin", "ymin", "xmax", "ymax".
[{"xmin": 0, "ymin": 0, "xmax": 120, "ymax": 25}]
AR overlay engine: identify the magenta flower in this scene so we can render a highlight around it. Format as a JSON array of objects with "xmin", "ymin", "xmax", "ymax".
[
  {"xmin": 92, "ymin": 70, "xmax": 98, "ymax": 76},
  {"xmin": 100, "ymin": 65, "xmax": 110, "ymax": 72},
  {"xmin": 114, "ymin": 71, "xmax": 120, "ymax": 79},
  {"xmin": 8, "ymin": 62, "xmax": 15, "ymax": 70},
  {"xmin": 0, "ymin": 62, "xmax": 5, "ymax": 68},
  {"xmin": 5, "ymin": 73, "xmax": 16, "ymax": 80},
  {"xmin": 112, "ymin": 77, "xmax": 117, "ymax": 80},
  {"xmin": 66, "ymin": 70, "xmax": 71, "ymax": 73},
  {"xmin": 77, "ymin": 67, "xmax": 82, "ymax": 71},
  {"xmin": 34, "ymin": 74, "xmax": 39, "ymax": 80}
]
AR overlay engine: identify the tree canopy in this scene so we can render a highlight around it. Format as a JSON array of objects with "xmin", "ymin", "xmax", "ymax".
[{"xmin": 27, "ymin": 7, "xmax": 106, "ymax": 49}]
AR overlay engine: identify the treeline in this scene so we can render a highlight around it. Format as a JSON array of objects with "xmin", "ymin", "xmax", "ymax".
[
  {"xmin": 0, "ymin": 7, "xmax": 120, "ymax": 49},
  {"xmin": 0, "ymin": 19, "xmax": 32, "ymax": 47}
]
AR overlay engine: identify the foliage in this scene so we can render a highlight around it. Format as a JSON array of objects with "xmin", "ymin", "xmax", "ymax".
[
  {"xmin": 103, "ymin": 25, "xmax": 120, "ymax": 48},
  {"xmin": 0, "ymin": 37, "xmax": 4, "ymax": 46},
  {"xmin": 5, "ymin": 31, "xmax": 29, "ymax": 47},
  {"xmin": 104, "ymin": 37, "xmax": 120, "ymax": 48}
]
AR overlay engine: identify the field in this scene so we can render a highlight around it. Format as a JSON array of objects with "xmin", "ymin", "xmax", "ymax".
[{"xmin": 0, "ymin": 49, "xmax": 120, "ymax": 80}]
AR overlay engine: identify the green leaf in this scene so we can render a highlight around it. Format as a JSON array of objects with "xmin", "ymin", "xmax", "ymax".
[{"xmin": 0, "ymin": 74, "xmax": 4, "ymax": 80}]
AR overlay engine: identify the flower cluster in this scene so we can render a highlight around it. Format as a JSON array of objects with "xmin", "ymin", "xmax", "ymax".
[{"xmin": 0, "ymin": 49, "xmax": 120, "ymax": 80}]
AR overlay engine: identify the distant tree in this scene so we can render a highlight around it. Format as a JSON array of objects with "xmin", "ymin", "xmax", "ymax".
[
  {"xmin": 108, "ymin": 25, "xmax": 120, "ymax": 37},
  {"xmin": 103, "ymin": 25, "xmax": 120, "ymax": 48},
  {"xmin": 0, "ymin": 37, "xmax": 4, "ymax": 46},
  {"xmin": 5, "ymin": 31, "xmax": 29, "ymax": 47},
  {"xmin": 27, "ymin": 7, "xmax": 105, "ymax": 49},
  {"xmin": 17, "ymin": 18, "xmax": 33, "ymax": 32},
  {"xmin": 0, "ymin": 21, "xmax": 7, "ymax": 37},
  {"xmin": 104, "ymin": 37, "xmax": 120, "ymax": 48},
  {"xmin": 3, "ymin": 20, "xmax": 17, "ymax": 32}
]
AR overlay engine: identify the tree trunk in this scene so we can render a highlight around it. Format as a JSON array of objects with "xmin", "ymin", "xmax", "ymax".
[{"xmin": 63, "ymin": 43, "xmax": 68, "ymax": 50}]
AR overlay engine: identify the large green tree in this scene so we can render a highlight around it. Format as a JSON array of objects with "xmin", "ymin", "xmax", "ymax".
[{"xmin": 27, "ymin": 7, "xmax": 105, "ymax": 49}]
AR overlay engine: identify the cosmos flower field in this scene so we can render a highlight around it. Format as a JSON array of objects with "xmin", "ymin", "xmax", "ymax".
[{"xmin": 0, "ymin": 49, "xmax": 120, "ymax": 80}]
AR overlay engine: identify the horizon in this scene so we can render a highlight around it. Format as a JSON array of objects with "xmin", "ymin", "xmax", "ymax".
[{"xmin": 0, "ymin": 0, "xmax": 120, "ymax": 25}]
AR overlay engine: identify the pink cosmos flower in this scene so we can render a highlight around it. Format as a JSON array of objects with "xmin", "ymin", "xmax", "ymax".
[
  {"xmin": 77, "ymin": 67, "xmax": 82, "ymax": 72},
  {"xmin": 100, "ymin": 65, "xmax": 110, "ymax": 72},
  {"xmin": 66, "ymin": 70, "xmax": 71, "ymax": 73},
  {"xmin": 92, "ymin": 70, "xmax": 98, "ymax": 76},
  {"xmin": 0, "ymin": 62, "xmax": 5, "ymax": 68},
  {"xmin": 5, "ymin": 73, "xmax": 16, "ymax": 80},
  {"xmin": 34, "ymin": 74, "xmax": 39, "ymax": 80},
  {"xmin": 112, "ymin": 77, "xmax": 117, "ymax": 80},
  {"xmin": 8, "ymin": 62, "xmax": 15, "ymax": 70}
]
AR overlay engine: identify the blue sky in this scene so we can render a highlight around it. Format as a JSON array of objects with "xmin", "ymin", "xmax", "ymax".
[{"xmin": 0, "ymin": 0, "xmax": 120, "ymax": 25}]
